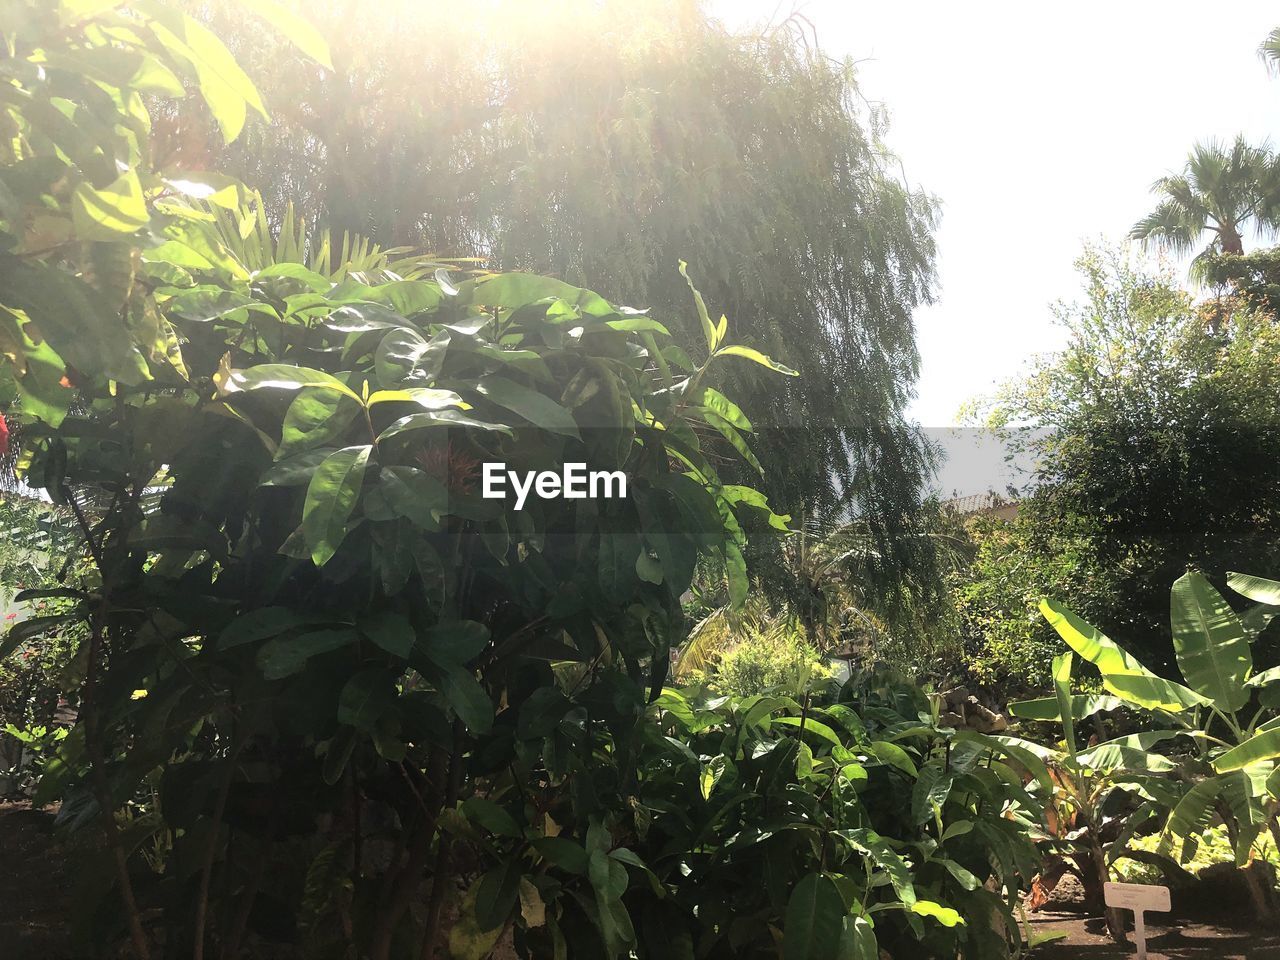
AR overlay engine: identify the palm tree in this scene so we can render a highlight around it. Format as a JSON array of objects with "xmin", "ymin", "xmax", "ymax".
[
  {"xmin": 1260, "ymin": 27, "xmax": 1280, "ymax": 76},
  {"xmin": 1130, "ymin": 136, "xmax": 1280, "ymax": 266}
]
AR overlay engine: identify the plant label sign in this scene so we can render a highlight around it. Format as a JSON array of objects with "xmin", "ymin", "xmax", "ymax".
[{"xmin": 1104, "ymin": 882, "xmax": 1170, "ymax": 960}]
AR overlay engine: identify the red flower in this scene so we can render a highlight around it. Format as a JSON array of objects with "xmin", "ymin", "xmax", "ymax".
[{"xmin": 0, "ymin": 412, "xmax": 8, "ymax": 456}]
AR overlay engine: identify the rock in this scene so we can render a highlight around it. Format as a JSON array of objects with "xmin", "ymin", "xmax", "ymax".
[
  {"xmin": 940, "ymin": 687, "xmax": 969, "ymax": 711},
  {"xmin": 964, "ymin": 696, "xmax": 1008, "ymax": 733},
  {"xmin": 939, "ymin": 711, "xmax": 965, "ymax": 728}
]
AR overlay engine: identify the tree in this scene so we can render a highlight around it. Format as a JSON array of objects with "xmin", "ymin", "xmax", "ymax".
[
  {"xmin": 1261, "ymin": 26, "xmax": 1280, "ymax": 75},
  {"xmin": 186, "ymin": 0, "xmax": 940, "ymax": 570},
  {"xmin": 1201, "ymin": 248, "xmax": 1280, "ymax": 317},
  {"xmin": 975, "ymin": 247, "xmax": 1280, "ymax": 676},
  {"xmin": 0, "ymin": 3, "xmax": 330, "ymax": 954},
  {"xmin": 1, "ymin": 9, "xmax": 809, "ymax": 956},
  {"xmin": 1130, "ymin": 136, "xmax": 1280, "ymax": 265}
]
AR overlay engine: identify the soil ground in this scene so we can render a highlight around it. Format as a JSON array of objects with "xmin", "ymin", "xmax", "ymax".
[
  {"xmin": 1, "ymin": 800, "xmax": 77, "ymax": 959},
  {"xmin": 1028, "ymin": 904, "xmax": 1280, "ymax": 959},
  {"xmin": 9, "ymin": 800, "xmax": 1280, "ymax": 959}
]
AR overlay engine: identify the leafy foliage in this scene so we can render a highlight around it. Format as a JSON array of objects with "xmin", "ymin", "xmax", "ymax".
[
  {"xmin": 1028, "ymin": 571, "xmax": 1280, "ymax": 923},
  {"xmin": 193, "ymin": 0, "xmax": 941, "ymax": 589},
  {"xmin": 954, "ymin": 510, "xmax": 1125, "ymax": 693},
  {"xmin": 0, "ymin": 6, "xmax": 821, "ymax": 957},
  {"xmin": 706, "ymin": 623, "xmax": 827, "ymax": 699},
  {"xmin": 973, "ymin": 247, "xmax": 1280, "ymax": 677},
  {"xmin": 622, "ymin": 673, "xmax": 1041, "ymax": 960},
  {"xmin": 1129, "ymin": 136, "xmax": 1280, "ymax": 265}
]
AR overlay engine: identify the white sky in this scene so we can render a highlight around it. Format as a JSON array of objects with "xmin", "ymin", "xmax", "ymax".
[{"xmin": 713, "ymin": 1, "xmax": 1280, "ymax": 427}]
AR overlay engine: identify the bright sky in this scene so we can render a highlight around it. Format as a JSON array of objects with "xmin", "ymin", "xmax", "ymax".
[{"xmin": 713, "ymin": 0, "xmax": 1280, "ymax": 428}]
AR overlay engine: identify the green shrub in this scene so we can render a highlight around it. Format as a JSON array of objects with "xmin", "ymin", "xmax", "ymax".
[
  {"xmin": 623, "ymin": 673, "xmax": 1043, "ymax": 959},
  {"xmin": 710, "ymin": 626, "xmax": 827, "ymax": 698}
]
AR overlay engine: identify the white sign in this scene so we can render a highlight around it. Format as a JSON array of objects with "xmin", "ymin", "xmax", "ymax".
[{"xmin": 1104, "ymin": 882, "xmax": 1170, "ymax": 960}]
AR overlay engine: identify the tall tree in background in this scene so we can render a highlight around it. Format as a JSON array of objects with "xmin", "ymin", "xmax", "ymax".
[
  {"xmin": 1130, "ymin": 135, "xmax": 1280, "ymax": 265},
  {"xmin": 184, "ymin": 0, "xmax": 940, "ymax": 594},
  {"xmin": 975, "ymin": 247, "xmax": 1280, "ymax": 677}
]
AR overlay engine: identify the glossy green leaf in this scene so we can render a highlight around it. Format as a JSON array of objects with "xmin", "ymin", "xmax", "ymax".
[
  {"xmin": 1228, "ymin": 572, "xmax": 1280, "ymax": 605},
  {"xmin": 1008, "ymin": 694, "xmax": 1125, "ymax": 722},
  {"xmin": 0, "ymin": 259, "xmax": 149, "ymax": 384},
  {"xmin": 217, "ymin": 606, "xmax": 312, "ymax": 649},
  {"xmin": 836, "ymin": 916, "xmax": 877, "ymax": 960},
  {"xmin": 1215, "ymin": 728, "xmax": 1280, "ymax": 772},
  {"xmin": 1246, "ymin": 665, "xmax": 1280, "ymax": 689},
  {"xmin": 302, "ymin": 445, "xmax": 371, "ymax": 566},
  {"xmin": 222, "ymin": 364, "xmax": 361, "ymax": 402},
  {"xmin": 0, "ymin": 615, "xmax": 76, "ymax": 660},
  {"xmin": 1171, "ymin": 572, "xmax": 1251, "ymax": 712},
  {"xmin": 337, "ymin": 668, "xmax": 397, "ymax": 731},
  {"xmin": 277, "ymin": 387, "xmax": 360, "ymax": 459},
  {"xmin": 476, "ymin": 860, "xmax": 519, "ymax": 936},
  {"xmin": 366, "ymin": 387, "xmax": 465, "ymax": 410},
  {"xmin": 144, "ymin": 7, "xmax": 268, "ymax": 142},
  {"xmin": 1103, "ymin": 672, "xmax": 1210, "ymax": 713},
  {"xmin": 911, "ymin": 763, "xmax": 954, "ymax": 824},
  {"xmin": 783, "ymin": 872, "xmax": 844, "ymax": 960},
  {"xmin": 461, "ymin": 798, "xmax": 520, "ymax": 838},
  {"xmin": 840, "ymin": 828, "xmax": 915, "ymax": 906},
  {"xmin": 359, "ymin": 610, "xmax": 416, "ymax": 658},
  {"xmin": 257, "ymin": 627, "xmax": 357, "ymax": 679},
  {"xmin": 774, "ymin": 715, "xmax": 843, "ymax": 748},
  {"xmin": 935, "ymin": 859, "xmax": 980, "ymax": 891},
  {"xmin": 476, "ymin": 375, "xmax": 580, "ymax": 439},
  {"xmin": 700, "ymin": 755, "xmax": 727, "ymax": 800},
  {"xmin": 1077, "ymin": 730, "xmax": 1182, "ymax": 772},
  {"xmin": 374, "ymin": 327, "xmax": 443, "ymax": 387},
  {"xmin": 869, "ymin": 740, "xmax": 917, "ymax": 778},
  {"xmin": 377, "ymin": 409, "xmax": 512, "ymax": 442},
  {"xmin": 725, "ymin": 542, "xmax": 749, "ymax": 607},
  {"xmin": 378, "ymin": 465, "xmax": 448, "ymax": 530},
  {"xmin": 1052, "ymin": 652, "xmax": 1077, "ymax": 758},
  {"xmin": 1039, "ymin": 598, "xmax": 1152, "ymax": 677},
  {"xmin": 1162, "ymin": 776, "xmax": 1223, "ymax": 855},
  {"xmin": 439, "ymin": 666, "xmax": 492, "ymax": 734},
  {"xmin": 261, "ymin": 450, "xmax": 330, "ymax": 487},
  {"xmin": 678, "ymin": 259, "xmax": 719, "ymax": 353}
]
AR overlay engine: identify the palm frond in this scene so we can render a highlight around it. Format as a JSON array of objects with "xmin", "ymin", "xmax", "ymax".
[
  {"xmin": 195, "ymin": 192, "xmax": 477, "ymax": 281},
  {"xmin": 1261, "ymin": 28, "xmax": 1280, "ymax": 76}
]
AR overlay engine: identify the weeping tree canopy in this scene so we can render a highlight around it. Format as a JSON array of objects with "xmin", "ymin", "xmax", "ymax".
[{"xmin": 180, "ymin": 0, "xmax": 939, "ymax": 588}]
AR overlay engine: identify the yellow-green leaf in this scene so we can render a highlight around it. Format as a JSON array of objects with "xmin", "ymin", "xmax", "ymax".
[
  {"xmin": 713, "ymin": 344, "xmax": 799, "ymax": 375},
  {"xmin": 71, "ymin": 171, "xmax": 148, "ymax": 239},
  {"xmin": 911, "ymin": 900, "xmax": 965, "ymax": 927},
  {"xmin": 237, "ymin": 0, "xmax": 333, "ymax": 68}
]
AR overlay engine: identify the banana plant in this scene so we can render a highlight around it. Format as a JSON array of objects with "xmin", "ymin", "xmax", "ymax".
[
  {"xmin": 1028, "ymin": 570, "xmax": 1280, "ymax": 922},
  {"xmin": 1005, "ymin": 653, "xmax": 1187, "ymax": 939}
]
